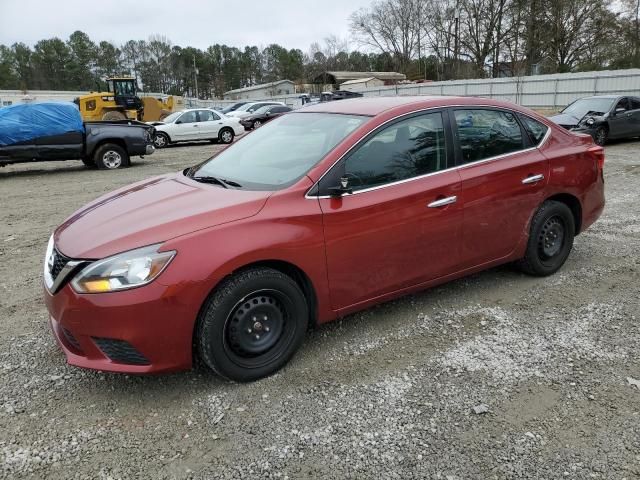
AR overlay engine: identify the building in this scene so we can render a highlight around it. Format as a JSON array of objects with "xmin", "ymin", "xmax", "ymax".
[
  {"xmin": 223, "ymin": 80, "xmax": 296, "ymax": 100},
  {"xmin": 313, "ymin": 71, "xmax": 406, "ymax": 88},
  {"xmin": 340, "ymin": 77, "xmax": 386, "ymax": 92}
]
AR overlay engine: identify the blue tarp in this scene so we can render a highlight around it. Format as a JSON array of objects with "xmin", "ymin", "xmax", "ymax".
[{"xmin": 0, "ymin": 102, "xmax": 84, "ymax": 146}]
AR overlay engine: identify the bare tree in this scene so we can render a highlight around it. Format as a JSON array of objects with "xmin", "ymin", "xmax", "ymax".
[{"xmin": 350, "ymin": 0, "xmax": 424, "ymax": 73}]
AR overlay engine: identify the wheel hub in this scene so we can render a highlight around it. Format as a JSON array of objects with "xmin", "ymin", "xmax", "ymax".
[
  {"xmin": 227, "ymin": 294, "xmax": 284, "ymax": 356},
  {"xmin": 103, "ymin": 151, "xmax": 122, "ymax": 169},
  {"xmin": 538, "ymin": 217, "xmax": 565, "ymax": 258}
]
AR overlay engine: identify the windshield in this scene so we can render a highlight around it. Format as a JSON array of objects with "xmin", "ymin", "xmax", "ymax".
[
  {"xmin": 190, "ymin": 112, "xmax": 368, "ymax": 190},
  {"xmin": 162, "ymin": 111, "xmax": 182, "ymax": 123},
  {"xmin": 563, "ymin": 98, "xmax": 615, "ymax": 119},
  {"xmin": 236, "ymin": 103, "xmax": 257, "ymax": 112},
  {"xmin": 253, "ymin": 105, "xmax": 272, "ymax": 114}
]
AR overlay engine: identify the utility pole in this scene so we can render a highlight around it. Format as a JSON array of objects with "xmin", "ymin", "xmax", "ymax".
[
  {"xmin": 454, "ymin": 5, "xmax": 460, "ymax": 80},
  {"xmin": 193, "ymin": 55, "xmax": 199, "ymax": 100}
]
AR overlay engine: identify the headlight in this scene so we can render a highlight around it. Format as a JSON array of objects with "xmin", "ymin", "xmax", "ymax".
[
  {"xmin": 585, "ymin": 117, "xmax": 595, "ymax": 126},
  {"xmin": 71, "ymin": 244, "xmax": 175, "ymax": 294}
]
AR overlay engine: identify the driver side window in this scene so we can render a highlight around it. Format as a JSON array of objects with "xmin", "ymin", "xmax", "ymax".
[
  {"xmin": 343, "ymin": 112, "xmax": 448, "ymax": 192},
  {"xmin": 615, "ymin": 98, "xmax": 629, "ymax": 112}
]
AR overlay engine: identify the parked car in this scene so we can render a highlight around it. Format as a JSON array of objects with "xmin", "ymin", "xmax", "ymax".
[
  {"xmin": 220, "ymin": 102, "xmax": 252, "ymax": 114},
  {"xmin": 225, "ymin": 101, "xmax": 286, "ymax": 119},
  {"xmin": 150, "ymin": 108, "xmax": 243, "ymax": 148},
  {"xmin": 0, "ymin": 102, "xmax": 155, "ymax": 170},
  {"xmin": 43, "ymin": 96, "xmax": 605, "ymax": 381},
  {"xmin": 549, "ymin": 95, "xmax": 640, "ymax": 145},
  {"xmin": 240, "ymin": 104, "xmax": 292, "ymax": 130}
]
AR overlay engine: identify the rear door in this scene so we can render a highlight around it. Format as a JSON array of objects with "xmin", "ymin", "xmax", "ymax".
[
  {"xmin": 627, "ymin": 97, "xmax": 640, "ymax": 136},
  {"xmin": 196, "ymin": 110, "xmax": 222, "ymax": 139},
  {"xmin": 451, "ymin": 108, "xmax": 550, "ymax": 268},
  {"xmin": 318, "ymin": 110, "xmax": 463, "ymax": 310}
]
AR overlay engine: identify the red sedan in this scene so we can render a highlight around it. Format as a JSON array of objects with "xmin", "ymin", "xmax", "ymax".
[{"xmin": 43, "ymin": 96, "xmax": 605, "ymax": 381}]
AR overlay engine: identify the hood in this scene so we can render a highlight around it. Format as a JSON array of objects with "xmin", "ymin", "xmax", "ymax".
[
  {"xmin": 549, "ymin": 113, "xmax": 580, "ymax": 127},
  {"xmin": 55, "ymin": 173, "xmax": 271, "ymax": 259}
]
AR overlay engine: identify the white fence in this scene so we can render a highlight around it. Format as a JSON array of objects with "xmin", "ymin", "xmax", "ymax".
[{"xmin": 4, "ymin": 68, "xmax": 640, "ymax": 111}]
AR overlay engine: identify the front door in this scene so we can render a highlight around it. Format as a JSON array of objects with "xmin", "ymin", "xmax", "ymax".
[
  {"xmin": 451, "ymin": 108, "xmax": 550, "ymax": 267},
  {"xmin": 317, "ymin": 110, "xmax": 463, "ymax": 310},
  {"xmin": 608, "ymin": 97, "xmax": 633, "ymax": 139},
  {"xmin": 172, "ymin": 110, "xmax": 199, "ymax": 141}
]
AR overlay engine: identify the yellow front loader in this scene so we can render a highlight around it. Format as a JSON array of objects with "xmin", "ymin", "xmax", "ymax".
[{"xmin": 75, "ymin": 77, "xmax": 184, "ymax": 122}]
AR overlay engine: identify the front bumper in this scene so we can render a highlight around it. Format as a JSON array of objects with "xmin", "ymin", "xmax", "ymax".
[{"xmin": 44, "ymin": 279, "xmax": 197, "ymax": 374}]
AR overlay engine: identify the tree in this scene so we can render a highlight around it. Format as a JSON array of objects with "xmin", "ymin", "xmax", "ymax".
[{"xmin": 66, "ymin": 31, "xmax": 97, "ymax": 90}]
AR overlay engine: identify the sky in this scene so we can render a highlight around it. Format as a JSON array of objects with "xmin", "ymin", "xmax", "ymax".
[{"xmin": 0, "ymin": 0, "xmax": 374, "ymax": 52}]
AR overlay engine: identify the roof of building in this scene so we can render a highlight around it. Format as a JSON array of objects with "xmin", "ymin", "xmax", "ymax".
[
  {"xmin": 324, "ymin": 71, "xmax": 407, "ymax": 82},
  {"xmin": 224, "ymin": 80, "xmax": 294, "ymax": 96},
  {"xmin": 340, "ymin": 77, "xmax": 382, "ymax": 86}
]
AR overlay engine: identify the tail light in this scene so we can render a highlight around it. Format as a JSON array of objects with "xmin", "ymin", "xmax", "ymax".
[{"xmin": 587, "ymin": 145, "xmax": 605, "ymax": 170}]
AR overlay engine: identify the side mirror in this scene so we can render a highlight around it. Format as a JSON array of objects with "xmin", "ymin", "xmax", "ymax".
[
  {"xmin": 328, "ymin": 177, "xmax": 353, "ymax": 197},
  {"xmin": 175, "ymin": 119, "xmax": 182, "ymax": 124}
]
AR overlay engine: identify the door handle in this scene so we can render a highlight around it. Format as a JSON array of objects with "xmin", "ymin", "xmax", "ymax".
[
  {"xmin": 428, "ymin": 196, "xmax": 457, "ymax": 208},
  {"xmin": 522, "ymin": 174, "xmax": 544, "ymax": 185}
]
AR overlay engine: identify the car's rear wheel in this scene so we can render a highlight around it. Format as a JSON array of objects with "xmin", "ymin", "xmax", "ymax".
[
  {"xmin": 219, "ymin": 128, "xmax": 234, "ymax": 144},
  {"xmin": 153, "ymin": 132, "xmax": 170, "ymax": 148},
  {"xmin": 594, "ymin": 126, "xmax": 608, "ymax": 146},
  {"xmin": 517, "ymin": 200, "xmax": 575, "ymax": 276},
  {"xmin": 93, "ymin": 143, "xmax": 129, "ymax": 170},
  {"xmin": 196, "ymin": 267, "xmax": 308, "ymax": 382}
]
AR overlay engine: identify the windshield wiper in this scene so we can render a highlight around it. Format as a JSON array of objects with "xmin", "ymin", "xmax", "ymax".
[
  {"xmin": 191, "ymin": 176, "xmax": 243, "ymax": 189},
  {"xmin": 191, "ymin": 176, "xmax": 228, "ymax": 188}
]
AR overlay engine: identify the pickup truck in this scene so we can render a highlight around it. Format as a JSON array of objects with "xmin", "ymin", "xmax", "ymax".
[{"xmin": 0, "ymin": 102, "xmax": 155, "ymax": 170}]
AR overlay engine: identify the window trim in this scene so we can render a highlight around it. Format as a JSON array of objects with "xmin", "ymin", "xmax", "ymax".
[
  {"xmin": 449, "ymin": 106, "xmax": 532, "ymax": 168},
  {"xmin": 316, "ymin": 108, "xmax": 454, "ymax": 196},
  {"xmin": 305, "ymin": 105, "xmax": 552, "ymax": 200}
]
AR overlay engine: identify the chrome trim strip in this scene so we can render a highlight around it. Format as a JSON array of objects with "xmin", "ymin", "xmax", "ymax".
[
  {"xmin": 305, "ymin": 104, "xmax": 552, "ymax": 200},
  {"xmin": 522, "ymin": 174, "xmax": 545, "ymax": 185},
  {"xmin": 45, "ymin": 260, "xmax": 83, "ymax": 294},
  {"xmin": 428, "ymin": 196, "xmax": 457, "ymax": 208}
]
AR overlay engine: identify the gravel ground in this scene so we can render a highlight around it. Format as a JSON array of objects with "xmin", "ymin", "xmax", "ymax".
[{"xmin": 0, "ymin": 139, "xmax": 639, "ymax": 480}]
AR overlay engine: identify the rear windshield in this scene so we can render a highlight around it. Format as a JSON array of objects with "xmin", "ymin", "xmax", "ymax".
[{"xmin": 190, "ymin": 113, "xmax": 367, "ymax": 190}]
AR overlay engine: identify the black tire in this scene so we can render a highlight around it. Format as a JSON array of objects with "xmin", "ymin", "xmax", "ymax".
[
  {"xmin": 196, "ymin": 267, "xmax": 308, "ymax": 382},
  {"xmin": 153, "ymin": 132, "xmax": 170, "ymax": 149},
  {"xmin": 594, "ymin": 126, "xmax": 608, "ymax": 146},
  {"xmin": 93, "ymin": 143, "xmax": 129, "ymax": 170},
  {"xmin": 218, "ymin": 127, "xmax": 234, "ymax": 144},
  {"xmin": 253, "ymin": 120, "xmax": 262, "ymax": 129},
  {"xmin": 516, "ymin": 200, "xmax": 575, "ymax": 276}
]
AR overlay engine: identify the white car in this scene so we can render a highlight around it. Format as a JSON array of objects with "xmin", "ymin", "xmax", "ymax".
[
  {"xmin": 151, "ymin": 109, "xmax": 244, "ymax": 148},
  {"xmin": 225, "ymin": 101, "xmax": 286, "ymax": 119}
]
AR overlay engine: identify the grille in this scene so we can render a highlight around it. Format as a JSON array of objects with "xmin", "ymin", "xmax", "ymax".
[
  {"xmin": 92, "ymin": 338, "xmax": 150, "ymax": 365},
  {"xmin": 61, "ymin": 327, "xmax": 82, "ymax": 352},
  {"xmin": 50, "ymin": 248, "xmax": 71, "ymax": 281}
]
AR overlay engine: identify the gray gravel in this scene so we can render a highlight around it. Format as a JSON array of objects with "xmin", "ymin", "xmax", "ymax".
[{"xmin": 0, "ymin": 139, "xmax": 639, "ymax": 479}]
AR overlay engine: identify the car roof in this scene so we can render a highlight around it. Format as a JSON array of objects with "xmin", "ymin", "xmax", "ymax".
[{"xmin": 298, "ymin": 95, "xmax": 534, "ymax": 117}]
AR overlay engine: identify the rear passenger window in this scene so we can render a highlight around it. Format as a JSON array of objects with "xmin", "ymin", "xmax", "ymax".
[
  {"xmin": 454, "ymin": 109, "xmax": 524, "ymax": 164},
  {"xmin": 519, "ymin": 115, "xmax": 549, "ymax": 145},
  {"xmin": 344, "ymin": 112, "xmax": 447, "ymax": 191},
  {"xmin": 630, "ymin": 98, "xmax": 640, "ymax": 110}
]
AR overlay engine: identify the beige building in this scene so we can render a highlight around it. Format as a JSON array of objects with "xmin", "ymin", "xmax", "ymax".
[
  {"xmin": 223, "ymin": 80, "xmax": 295, "ymax": 100},
  {"xmin": 340, "ymin": 77, "xmax": 386, "ymax": 92}
]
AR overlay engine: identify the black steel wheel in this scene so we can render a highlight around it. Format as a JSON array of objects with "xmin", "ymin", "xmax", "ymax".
[
  {"xmin": 517, "ymin": 200, "xmax": 575, "ymax": 276},
  {"xmin": 197, "ymin": 267, "xmax": 308, "ymax": 382}
]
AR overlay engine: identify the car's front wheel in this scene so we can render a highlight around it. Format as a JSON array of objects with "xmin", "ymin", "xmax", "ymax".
[
  {"xmin": 196, "ymin": 267, "xmax": 308, "ymax": 382},
  {"xmin": 153, "ymin": 132, "xmax": 170, "ymax": 148},
  {"xmin": 517, "ymin": 200, "xmax": 575, "ymax": 276},
  {"xmin": 594, "ymin": 126, "xmax": 608, "ymax": 146}
]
